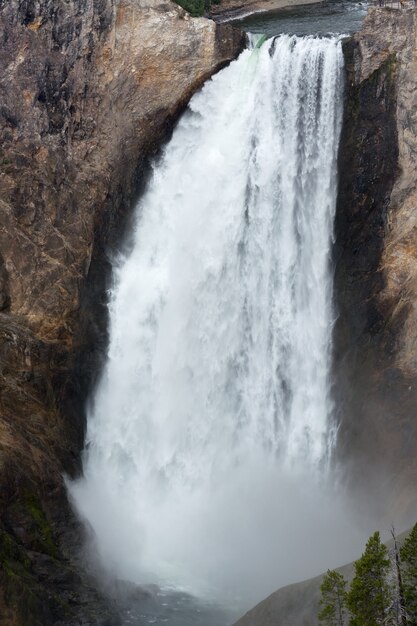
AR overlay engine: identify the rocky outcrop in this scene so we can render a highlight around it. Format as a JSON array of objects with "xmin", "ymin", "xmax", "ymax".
[
  {"xmin": 0, "ymin": 0, "xmax": 244, "ymax": 340},
  {"xmin": 0, "ymin": 1, "xmax": 244, "ymax": 623},
  {"xmin": 334, "ymin": 7, "xmax": 417, "ymax": 520}
]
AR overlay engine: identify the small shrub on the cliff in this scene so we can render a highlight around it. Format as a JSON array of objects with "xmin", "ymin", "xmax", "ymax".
[
  {"xmin": 319, "ymin": 569, "xmax": 348, "ymax": 626},
  {"xmin": 347, "ymin": 531, "xmax": 392, "ymax": 626},
  {"xmin": 174, "ymin": 0, "xmax": 204, "ymax": 16},
  {"xmin": 173, "ymin": 0, "xmax": 219, "ymax": 16}
]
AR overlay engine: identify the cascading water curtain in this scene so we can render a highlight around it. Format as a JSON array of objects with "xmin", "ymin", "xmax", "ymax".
[{"xmin": 70, "ymin": 35, "xmax": 360, "ymax": 607}]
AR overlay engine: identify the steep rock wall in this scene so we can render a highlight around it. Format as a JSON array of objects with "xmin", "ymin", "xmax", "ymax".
[
  {"xmin": 334, "ymin": 7, "xmax": 417, "ymax": 519},
  {"xmin": 0, "ymin": 1, "xmax": 244, "ymax": 623}
]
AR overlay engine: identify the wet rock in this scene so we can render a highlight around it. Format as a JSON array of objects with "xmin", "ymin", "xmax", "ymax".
[{"xmin": 334, "ymin": 7, "xmax": 417, "ymax": 519}]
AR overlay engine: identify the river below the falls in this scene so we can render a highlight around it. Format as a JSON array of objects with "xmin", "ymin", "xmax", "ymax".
[{"xmin": 119, "ymin": 589, "xmax": 237, "ymax": 626}]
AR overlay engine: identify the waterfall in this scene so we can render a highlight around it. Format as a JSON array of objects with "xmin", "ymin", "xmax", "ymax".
[{"xmin": 70, "ymin": 35, "xmax": 353, "ymax": 607}]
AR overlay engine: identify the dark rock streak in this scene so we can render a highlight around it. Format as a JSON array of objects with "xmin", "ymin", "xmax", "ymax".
[{"xmin": 334, "ymin": 8, "xmax": 417, "ymax": 518}]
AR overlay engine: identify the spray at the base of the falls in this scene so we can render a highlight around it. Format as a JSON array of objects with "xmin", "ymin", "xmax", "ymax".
[{"xmin": 69, "ymin": 35, "xmax": 365, "ymax": 608}]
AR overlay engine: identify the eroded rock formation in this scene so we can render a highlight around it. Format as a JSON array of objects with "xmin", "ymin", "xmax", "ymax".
[{"xmin": 0, "ymin": 1, "xmax": 243, "ymax": 623}]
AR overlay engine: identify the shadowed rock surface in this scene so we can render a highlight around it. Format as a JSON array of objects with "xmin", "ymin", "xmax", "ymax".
[
  {"xmin": 334, "ymin": 7, "xmax": 417, "ymax": 521},
  {"xmin": 0, "ymin": 1, "xmax": 243, "ymax": 623}
]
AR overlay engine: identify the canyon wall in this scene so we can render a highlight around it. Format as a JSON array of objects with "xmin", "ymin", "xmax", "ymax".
[
  {"xmin": 0, "ymin": 1, "xmax": 243, "ymax": 623},
  {"xmin": 334, "ymin": 6, "xmax": 417, "ymax": 520}
]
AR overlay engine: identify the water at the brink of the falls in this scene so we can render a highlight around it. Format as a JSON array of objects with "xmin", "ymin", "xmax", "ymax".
[{"xmin": 69, "ymin": 35, "xmax": 367, "ymax": 611}]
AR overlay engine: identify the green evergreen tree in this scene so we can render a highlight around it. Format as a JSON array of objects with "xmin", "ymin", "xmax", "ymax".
[
  {"xmin": 347, "ymin": 531, "xmax": 392, "ymax": 626},
  {"xmin": 319, "ymin": 569, "xmax": 348, "ymax": 626},
  {"xmin": 400, "ymin": 523, "xmax": 417, "ymax": 625}
]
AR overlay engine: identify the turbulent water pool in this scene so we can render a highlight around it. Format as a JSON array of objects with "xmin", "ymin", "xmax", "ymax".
[{"xmin": 120, "ymin": 590, "xmax": 236, "ymax": 626}]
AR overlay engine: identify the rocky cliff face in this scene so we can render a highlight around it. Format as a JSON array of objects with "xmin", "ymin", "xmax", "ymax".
[
  {"xmin": 335, "ymin": 7, "xmax": 417, "ymax": 519},
  {"xmin": 0, "ymin": 1, "xmax": 243, "ymax": 623}
]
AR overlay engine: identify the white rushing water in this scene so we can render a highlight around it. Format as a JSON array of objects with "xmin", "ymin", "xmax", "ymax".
[{"xmin": 70, "ymin": 35, "xmax": 362, "ymax": 608}]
